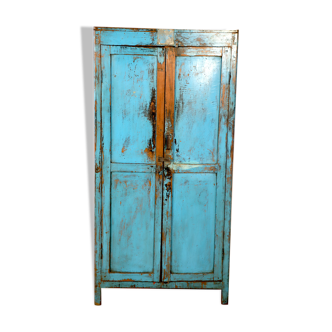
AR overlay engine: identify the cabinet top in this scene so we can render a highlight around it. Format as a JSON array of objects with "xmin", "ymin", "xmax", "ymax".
[
  {"xmin": 94, "ymin": 27, "xmax": 238, "ymax": 33},
  {"xmin": 94, "ymin": 27, "xmax": 238, "ymax": 47}
]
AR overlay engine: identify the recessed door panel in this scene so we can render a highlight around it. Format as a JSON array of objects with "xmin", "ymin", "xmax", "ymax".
[
  {"xmin": 111, "ymin": 53, "xmax": 157, "ymax": 164},
  {"xmin": 111, "ymin": 172, "xmax": 155, "ymax": 273},
  {"xmin": 174, "ymin": 56, "xmax": 221, "ymax": 164},
  {"xmin": 171, "ymin": 173, "xmax": 216, "ymax": 274}
]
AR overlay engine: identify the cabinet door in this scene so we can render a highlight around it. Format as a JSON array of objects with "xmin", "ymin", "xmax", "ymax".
[
  {"xmin": 100, "ymin": 46, "xmax": 165, "ymax": 282},
  {"xmin": 162, "ymin": 47, "xmax": 231, "ymax": 282}
]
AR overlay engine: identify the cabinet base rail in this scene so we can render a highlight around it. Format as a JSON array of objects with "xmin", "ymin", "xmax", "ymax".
[{"xmin": 95, "ymin": 281, "xmax": 229, "ymax": 305}]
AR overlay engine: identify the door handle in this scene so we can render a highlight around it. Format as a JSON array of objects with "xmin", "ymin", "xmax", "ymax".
[{"xmin": 165, "ymin": 135, "xmax": 172, "ymax": 151}]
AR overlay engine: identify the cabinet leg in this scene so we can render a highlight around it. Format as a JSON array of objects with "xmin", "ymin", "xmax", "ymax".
[
  {"xmin": 95, "ymin": 285, "xmax": 101, "ymax": 306},
  {"xmin": 221, "ymin": 284, "xmax": 229, "ymax": 305}
]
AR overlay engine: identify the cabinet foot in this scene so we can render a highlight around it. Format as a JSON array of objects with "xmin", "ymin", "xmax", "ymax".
[{"xmin": 95, "ymin": 285, "xmax": 101, "ymax": 305}]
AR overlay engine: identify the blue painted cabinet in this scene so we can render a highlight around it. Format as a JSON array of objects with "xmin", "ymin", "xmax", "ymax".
[{"xmin": 94, "ymin": 28, "xmax": 239, "ymax": 305}]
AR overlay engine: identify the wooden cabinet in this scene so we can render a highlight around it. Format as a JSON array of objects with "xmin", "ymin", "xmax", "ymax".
[{"xmin": 94, "ymin": 27, "xmax": 239, "ymax": 305}]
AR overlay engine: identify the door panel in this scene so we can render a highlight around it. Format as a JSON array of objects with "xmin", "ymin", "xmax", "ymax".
[
  {"xmin": 162, "ymin": 47, "xmax": 230, "ymax": 282},
  {"xmin": 110, "ymin": 172, "xmax": 155, "ymax": 273},
  {"xmin": 171, "ymin": 173, "xmax": 216, "ymax": 274},
  {"xmin": 174, "ymin": 56, "xmax": 221, "ymax": 164},
  {"xmin": 100, "ymin": 46, "xmax": 165, "ymax": 282},
  {"xmin": 111, "ymin": 53, "xmax": 157, "ymax": 163}
]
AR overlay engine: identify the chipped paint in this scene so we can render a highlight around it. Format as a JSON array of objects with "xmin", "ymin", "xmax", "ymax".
[
  {"xmin": 121, "ymin": 137, "xmax": 130, "ymax": 153},
  {"xmin": 164, "ymin": 165, "xmax": 172, "ymax": 200},
  {"xmin": 168, "ymin": 163, "xmax": 200, "ymax": 171},
  {"xmin": 208, "ymin": 149, "xmax": 215, "ymax": 162},
  {"xmin": 114, "ymin": 179, "xmax": 121, "ymax": 189},
  {"xmin": 142, "ymin": 88, "xmax": 156, "ymax": 161},
  {"xmin": 204, "ymin": 166, "xmax": 216, "ymax": 172},
  {"xmin": 157, "ymin": 29, "xmax": 174, "ymax": 45},
  {"xmin": 143, "ymin": 146, "xmax": 154, "ymax": 161}
]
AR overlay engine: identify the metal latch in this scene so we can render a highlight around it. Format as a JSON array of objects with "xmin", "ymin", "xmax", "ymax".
[{"xmin": 158, "ymin": 157, "xmax": 171, "ymax": 162}]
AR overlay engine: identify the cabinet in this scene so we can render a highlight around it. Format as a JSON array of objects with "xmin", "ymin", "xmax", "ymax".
[{"xmin": 94, "ymin": 27, "xmax": 239, "ymax": 305}]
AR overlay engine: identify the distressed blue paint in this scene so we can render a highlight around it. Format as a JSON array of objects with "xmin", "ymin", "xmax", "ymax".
[
  {"xmin": 174, "ymin": 56, "xmax": 221, "ymax": 164},
  {"xmin": 157, "ymin": 29, "xmax": 174, "ymax": 45},
  {"xmin": 101, "ymin": 281, "xmax": 223, "ymax": 289},
  {"xmin": 110, "ymin": 172, "xmax": 155, "ymax": 273},
  {"xmin": 162, "ymin": 164, "xmax": 172, "ymax": 283},
  {"xmin": 96, "ymin": 28, "xmax": 234, "ymax": 47},
  {"xmin": 222, "ymin": 36, "xmax": 238, "ymax": 305},
  {"xmin": 169, "ymin": 163, "xmax": 218, "ymax": 173},
  {"xmin": 99, "ymin": 30, "xmax": 157, "ymax": 46},
  {"xmin": 175, "ymin": 32, "xmax": 233, "ymax": 47},
  {"xmin": 171, "ymin": 173, "xmax": 216, "ymax": 274},
  {"xmin": 94, "ymin": 28, "xmax": 239, "ymax": 305},
  {"xmin": 94, "ymin": 30, "xmax": 102, "ymax": 306},
  {"xmin": 170, "ymin": 273, "xmax": 214, "ymax": 281},
  {"xmin": 214, "ymin": 47, "xmax": 231, "ymax": 281},
  {"xmin": 110, "ymin": 163, "xmax": 156, "ymax": 173},
  {"xmin": 111, "ymin": 53, "xmax": 157, "ymax": 163}
]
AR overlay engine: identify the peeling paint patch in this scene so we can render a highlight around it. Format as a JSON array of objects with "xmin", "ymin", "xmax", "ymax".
[
  {"xmin": 142, "ymin": 87, "xmax": 156, "ymax": 161},
  {"xmin": 121, "ymin": 137, "xmax": 130, "ymax": 153},
  {"xmin": 157, "ymin": 29, "xmax": 174, "ymax": 45},
  {"xmin": 113, "ymin": 179, "xmax": 120, "ymax": 189},
  {"xmin": 168, "ymin": 163, "xmax": 201, "ymax": 171}
]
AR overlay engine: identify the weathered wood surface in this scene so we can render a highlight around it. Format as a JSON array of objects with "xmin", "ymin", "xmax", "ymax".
[{"xmin": 101, "ymin": 281, "xmax": 223, "ymax": 289}]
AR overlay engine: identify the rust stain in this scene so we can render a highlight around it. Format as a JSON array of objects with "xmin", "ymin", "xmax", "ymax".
[
  {"xmin": 178, "ymin": 62, "xmax": 185, "ymax": 80},
  {"xmin": 113, "ymin": 179, "xmax": 121, "ymax": 189},
  {"xmin": 164, "ymin": 166, "xmax": 172, "ymax": 200},
  {"xmin": 221, "ymin": 84, "xmax": 226, "ymax": 109},
  {"xmin": 121, "ymin": 279, "xmax": 135, "ymax": 282},
  {"xmin": 156, "ymin": 59, "xmax": 165, "ymax": 159},
  {"xmin": 142, "ymin": 88, "xmax": 157, "ymax": 161},
  {"xmin": 165, "ymin": 48, "xmax": 175, "ymax": 134},
  {"xmin": 166, "ymin": 255, "xmax": 171, "ymax": 273},
  {"xmin": 143, "ymin": 146, "xmax": 154, "ymax": 161},
  {"xmin": 207, "ymin": 149, "xmax": 215, "ymax": 162},
  {"xmin": 196, "ymin": 37, "xmax": 205, "ymax": 46},
  {"xmin": 226, "ymin": 137, "xmax": 235, "ymax": 185},
  {"xmin": 121, "ymin": 137, "xmax": 130, "ymax": 153},
  {"xmin": 162, "ymin": 230, "xmax": 166, "ymax": 243}
]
